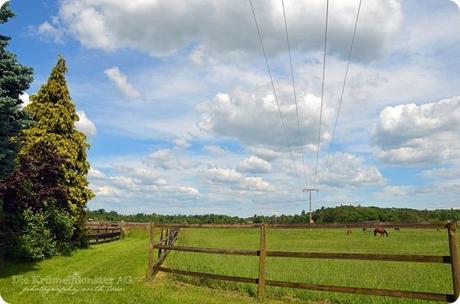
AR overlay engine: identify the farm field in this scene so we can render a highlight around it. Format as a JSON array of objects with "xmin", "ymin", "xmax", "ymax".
[
  {"xmin": 0, "ymin": 226, "xmax": 458, "ymax": 304},
  {"xmin": 165, "ymin": 227, "xmax": 457, "ymax": 304}
]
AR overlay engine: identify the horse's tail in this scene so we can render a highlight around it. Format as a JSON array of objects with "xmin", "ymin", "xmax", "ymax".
[{"xmin": 384, "ymin": 229, "xmax": 388, "ymax": 237}]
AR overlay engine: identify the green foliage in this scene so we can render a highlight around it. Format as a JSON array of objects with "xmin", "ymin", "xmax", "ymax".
[
  {"xmin": 1, "ymin": 57, "xmax": 93, "ymax": 259},
  {"xmin": 0, "ymin": 141, "xmax": 74, "ymax": 259},
  {"xmin": 88, "ymin": 209, "xmax": 247, "ymax": 224},
  {"xmin": 313, "ymin": 205, "xmax": 460, "ymax": 223},
  {"xmin": 0, "ymin": 2, "xmax": 33, "ymax": 179},
  {"xmin": 12, "ymin": 209, "xmax": 57, "ymax": 260},
  {"xmin": 21, "ymin": 56, "xmax": 93, "ymax": 247},
  {"xmin": 89, "ymin": 205, "xmax": 460, "ymax": 225}
]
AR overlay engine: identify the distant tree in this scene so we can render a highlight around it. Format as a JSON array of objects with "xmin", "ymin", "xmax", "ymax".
[
  {"xmin": 20, "ymin": 56, "xmax": 93, "ymax": 248},
  {"xmin": 0, "ymin": 3, "xmax": 33, "ymax": 179}
]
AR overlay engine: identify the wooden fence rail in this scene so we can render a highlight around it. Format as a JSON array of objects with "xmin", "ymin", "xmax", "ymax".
[
  {"xmin": 146, "ymin": 221, "xmax": 460, "ymax": 303},
  {"xmin": 87, "ymin": 221, "xmax": 122, "ymax": 244}
]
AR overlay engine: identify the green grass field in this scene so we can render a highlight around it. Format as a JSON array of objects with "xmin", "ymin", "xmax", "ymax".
[{"xmin": 0, "ymin": 227, "xmax": 457, "ymax": 303}]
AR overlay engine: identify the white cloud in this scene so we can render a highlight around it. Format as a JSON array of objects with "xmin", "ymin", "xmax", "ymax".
[
  {"xmin": 178, "ymin": 186, "xmax": 200, "ymax": 196},
  {"xmin": 19, "ymin": 92, "xmax": 30, "ymax": 108},
  {"xmin": 189, "ymin": 48, "xmax": 205, "ymax": 65},
  {"xmin": 452, "ymin": 0, "xmax": 460, "ymax": 10},
  {"xmin": 372, "ymin": 96, "xmax": 460, "ymax": 164},
  {"xmin": 75, "ymin": 110, "xmax": 97, "ymax": 136},
  {"xmin": 93, "ymin": 185, "xmax": 121, "ymax": 197},
  {"xmin": 206, "ymin": 167, "xmax": 274, "ymax": 192},
  {"xmin": 104, "ymin": 67, "xmax": 140, "ymax": 98},
  {"xmin": 207, "ymin": 168, "xmax": 242, "ymax": 183},
  {"xmin": 49, "ymin": 0, "xmax": 401, "ymax": 60},
  {"xmin": 203, "ymin": 145, "xmax": 227, "ymax": 155},
  {"xmin": 318, "ymin": 152, "xmax": 384, "ymax": 187},
  {"xmin": 238, "ymin": 155, "xmax": 272, "ymax": 174},
  {"xmin": 37, "ymin": 17, "xmax": 66, "ymax": 43},
  {"xmin": 145, "ymin": 149, "xmax": 189, "ymax": 170},
  {"xmin": 198, "ymin": 88, "xmax": 333, "ymax": 149},
  {"xmin": 173, "ymin": 138, "xmax": 190, "ymax": 149},
  {"xmin": 88, "ymin": 168, "xmax": 106, "ymax": 179},
  {"xmin": 249, "ymin": 146, "xmax": 282, "ymax": 161}
]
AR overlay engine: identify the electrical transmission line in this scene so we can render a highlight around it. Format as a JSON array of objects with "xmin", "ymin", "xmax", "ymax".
[
  {"xmin": 249, "ymin": 0, "xmax": 302, "ymax": 189},
  {"xmin": 313, "ymin": 0, "xmax": 330, "ymax": 187},
  {"xmin": 323, "ymin": 0, "xmax": 362, "ymax": 179},
  {"xmin": 281, "ymin": 0, "xmax": 308, "ymax": 187}
]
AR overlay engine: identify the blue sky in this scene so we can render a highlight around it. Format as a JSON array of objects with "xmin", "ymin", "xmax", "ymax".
[{"xmin": 3, "ymin": 0, "xmax": 460, "ymax": 216}]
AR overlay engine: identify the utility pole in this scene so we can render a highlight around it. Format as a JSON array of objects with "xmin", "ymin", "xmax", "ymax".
[{"xmin": 302, "ymin": 188, "xmax": 318, "ymax": 224}]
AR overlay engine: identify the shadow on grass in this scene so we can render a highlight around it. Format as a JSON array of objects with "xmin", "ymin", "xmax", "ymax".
[
  {"xmin": 0, "ymin": 256, "xmax": 39, "ymax": 279},
  {"xmin": 0, "ymin": 244, "xmax": 98, "ymax": 279}
]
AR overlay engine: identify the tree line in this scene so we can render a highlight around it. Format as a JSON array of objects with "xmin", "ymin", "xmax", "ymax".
[
  {"xmin": 0, "ymin": 3, "xmax": 92, "ymax": 260},
  {"xmin": 89, "ymin": 205, "xmax": 459, "ymax": 224}
]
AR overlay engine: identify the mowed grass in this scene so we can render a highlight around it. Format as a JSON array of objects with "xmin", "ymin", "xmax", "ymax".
[
  {"xmin": 0, "ymin": 228, "xmax": 299, "ymax": 304},
  {"xmin": 165, "ymin": 228, "xmax": 457, "ymax": 304},
  {"xmin": 0, "ymin": 227, "xmax": 457, "ymax": 304}
]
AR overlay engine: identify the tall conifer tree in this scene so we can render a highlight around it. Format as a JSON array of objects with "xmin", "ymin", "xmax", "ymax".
[
  {"xmin": 0, "ymin": 2, "xmax": 33, "ymax": 179},
  {"xmin": 21, "ymin": 56, "xmax": 93, "ymax": 247}
]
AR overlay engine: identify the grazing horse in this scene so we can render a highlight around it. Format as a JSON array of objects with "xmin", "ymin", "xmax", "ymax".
[
  {"xmin": 346, "ymin": 229, "xmax": 352, "ymax": 235},
  {"xmin": 374, "ymin": 227, "xmax": 388, "ymax": 237},
  {"xmin": 394, "ymin": 227, "xmax": 400, "ymax": 231}
]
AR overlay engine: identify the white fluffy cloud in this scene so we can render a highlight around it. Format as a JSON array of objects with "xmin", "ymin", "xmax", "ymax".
[
  {"xmin": 372, "ymin": 96, "xmax": 460, "ymax": 164},
  {"xmin": 198, "ymin": 88, "xmax": 333, "ymax": 148},
  {"xmin": 173, "ymin": 138, "xmax": 191, "ymax": 149},
  {"xmin": 43, "ymin": 0, "xmax": 401, "ymax": 60},
  {"xmin": 206, "ymin": 167, "xmax": 274, "ymax": 192},
  {"xmin": 249, "ymin": 146, "xmax": 282, "ymax": 161},
  {"xmin": 238, "ymin": 155, "xmax": 272, "ymax": 174},
  {"xmin": 203, "ymin": 145, "xmax": 227, "ymax": 155},
  {"xmin": 145, "ymin": 149, "xmax": 190, "ymax": 170},
  {"xmin": 104, "ymin": 67, "xmax": 140, "ymax": 98},
  {"xmin": 37, "ymin": 18, "xmax": 65, "ymax": 43},
  {"xmin": 76, "ymin": 110, "xmax": 97, "ymax": 136},
  {"xmin": 318, "ymin": 152, "xmax": 384, "ymax": 187}
]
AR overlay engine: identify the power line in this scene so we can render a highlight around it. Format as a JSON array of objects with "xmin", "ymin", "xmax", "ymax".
[
  {"xmin": 313, "ymin": 0, "xmax": 330, "ymax": 186},
  {"xmin": 323, "ymin": 0, "xmax": 362, "ymax": 179},
  {"xmin": 281, "ymin": 0, "xmax": 308, "ymax": 187},
  {"xmin": 248, "ymin": 0, "xmax": 302, "ymax": 188}
]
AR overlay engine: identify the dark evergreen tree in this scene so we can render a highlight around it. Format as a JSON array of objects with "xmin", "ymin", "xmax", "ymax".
[{"xmin": 0, "ymin": 2, "xmax": 33, "ymax": 179}]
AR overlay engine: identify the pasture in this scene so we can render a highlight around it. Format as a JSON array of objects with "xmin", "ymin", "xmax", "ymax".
[
  {"xmin": 0, "ymin": 226, "xmax": 457, "ymax": 303},
  {"xmin": 164, "ymin": 227, "xmax": 456, "ymax": 303}
]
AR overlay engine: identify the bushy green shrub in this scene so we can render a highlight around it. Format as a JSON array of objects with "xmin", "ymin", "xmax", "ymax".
[
  {"xmin": 11, "ymin": 209, "xmax": 57, "ymax": 260},
  {"xmin": 46, "ymin": 205, "xmax": 75, "ymax": 255}
]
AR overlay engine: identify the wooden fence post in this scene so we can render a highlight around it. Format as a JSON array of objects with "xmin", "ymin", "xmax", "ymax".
[
  {"xmin": 258, "ymin": 224, "xmax": 267, "ymax": 301},
  {"xmin": 146, "ymin": 222, "xmax": 155, "ymax": 280},
  {"xmin": 448, "ymin": 221, "xmax": 460, "ymax": 301}
]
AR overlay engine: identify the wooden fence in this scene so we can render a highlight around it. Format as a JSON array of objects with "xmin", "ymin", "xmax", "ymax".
[
  {"xmin": 87, "ymin": 221, "xmax": 123, "ymax": 244},
  {"xmin": 146, "ymin": 222, "xmax": 459, "ymax": 303}
]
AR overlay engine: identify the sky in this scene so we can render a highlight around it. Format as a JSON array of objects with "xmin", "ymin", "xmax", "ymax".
[{"xmin": 2, "ymin": 0, "xmax": 460, "ymax": 216}]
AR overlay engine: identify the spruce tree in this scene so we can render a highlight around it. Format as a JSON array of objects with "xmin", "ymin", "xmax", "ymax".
[
  {"xmin": 20, "ymin": 56, "xmax": 93, "ymax": 247},
  {"xmin": 0, "ymin": 2, "xmax": 34, "ymax": 179}
]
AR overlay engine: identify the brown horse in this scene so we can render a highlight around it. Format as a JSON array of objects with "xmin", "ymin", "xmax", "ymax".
[{"xmin": 374, "ymin": 227, "xmax": 388, "ymax": 237}]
